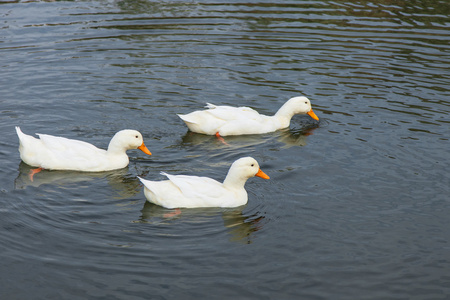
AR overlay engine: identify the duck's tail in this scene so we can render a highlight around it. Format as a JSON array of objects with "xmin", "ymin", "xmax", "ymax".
[
  {"xmin": 15, "ymin": 126, "xmax": 39, "ymax": 149},
  {"xmin": 177, "ymin": 113, "xmax": 197, "ymax": 125},
  {"xmin": 15, "ymin": 126, "xmax": 25, "ymax": 141}
]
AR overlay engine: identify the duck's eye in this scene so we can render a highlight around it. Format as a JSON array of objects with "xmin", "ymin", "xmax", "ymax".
[
  {"xmin": 305, "ymin": 102, "xmax": 308, "ymax": 104},
  {"xmin": 251, "ymin": 164, "xmax": 254, "ymax": 167},
  {"xmin": 135, "ymin": 135, "xmax": 139, "ymax": 138}
]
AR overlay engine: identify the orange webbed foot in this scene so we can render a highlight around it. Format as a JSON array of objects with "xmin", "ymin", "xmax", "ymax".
[
  {"xmin": 28, "ymin": 167, "xmax": 43, "ymax": 182},
  {"xmin": 215, "ymin": 132, "xmax": 229, "ymax": 146},
  {"xmin": 164, "ymin": 208, "xmax": 181, "ymax": 218}
]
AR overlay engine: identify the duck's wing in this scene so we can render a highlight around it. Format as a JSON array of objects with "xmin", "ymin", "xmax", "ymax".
[
  {"xmin": 205, "ymin": 104, "xmax": 262, "ymax": 121},
  {"xmin": 161, "ymin": 172, "xmax": 226, "ymax": 200},
  {"xmin": 178, "ymin": 104, "xmax": 266, "ymax": 135},
  {"xmin": 37, "ymin": 133, "xmax": 101, "ymax": 152},
  {"xmin": 37, "ymin": 133, "xmax": 106, "ymax": 170}
]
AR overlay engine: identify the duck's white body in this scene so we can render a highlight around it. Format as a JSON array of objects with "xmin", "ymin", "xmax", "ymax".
[
  {"xmin": 16, "ymin": 127, "xmax": 152, "ymax": 172},
  {"xmin": 139, "ymin": 157, "xmax": 269, "ymax": 209},
  {"xmin": 178, "ymin": 96, "xmax": 319, "ymax": 136}
]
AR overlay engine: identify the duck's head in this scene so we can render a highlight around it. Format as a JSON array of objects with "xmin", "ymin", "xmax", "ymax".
[
  {"xmin": 110, "ymin": 130, "xmax": 152, "ymax": 155},
  {"xmin": 286, "ymin": 96, "xmax": 319, "ymax": 121},
  {"xmin": 231, "ymin": 157, "xmax": 270, "ymax": 180}
]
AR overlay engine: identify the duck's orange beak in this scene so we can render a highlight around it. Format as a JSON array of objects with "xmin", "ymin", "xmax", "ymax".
[
  {"xmin": 138, "ymin": 143, "xmax": 152, "ymax": 155},
  {"xmin": 255, "ymin": 169, "xmax": 270, "ymax": 179},
  {"xmin": 307, "ymin": 109, "xmax": 319, "ymax": 121}
]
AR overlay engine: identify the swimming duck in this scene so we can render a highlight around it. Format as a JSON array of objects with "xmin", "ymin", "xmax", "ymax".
[
  {"xmin": 16, "ymin": 127, "xmax": 152, "ymax": 172},
  {"xmin": 178, "ymin": 96, "xmax": 319, "ymax": 136},
  {"xmin": 138, "ymin": 157, "xmax": 269, "ymax": 208}
]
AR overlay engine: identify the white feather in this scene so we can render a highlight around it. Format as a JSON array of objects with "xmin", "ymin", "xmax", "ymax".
[
  {"xmin": 139, "ymin": 157, "xmax": 270, "ymax": 209},
  {"xmin": 16, "ymin": 127, "xmax": 151, "ymax": 172},
  {"xmin": 178, "ymin": 96, "xmax": 319, "ymax": 136}
]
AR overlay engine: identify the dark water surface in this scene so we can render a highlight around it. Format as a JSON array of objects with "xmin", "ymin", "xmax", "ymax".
[{"xmin": 1, "ymin": 1, "xmax": 449, "ymax": 299}]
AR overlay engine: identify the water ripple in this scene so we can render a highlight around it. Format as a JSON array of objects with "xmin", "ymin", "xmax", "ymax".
[{"xmin": 1, "ymin": 1, "xmax": 449, "ymax": 299}]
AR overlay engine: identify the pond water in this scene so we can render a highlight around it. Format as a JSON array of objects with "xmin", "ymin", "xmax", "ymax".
[{"xmin": 1, "ymin": 0, "xmax": 449, "ymax": 299}]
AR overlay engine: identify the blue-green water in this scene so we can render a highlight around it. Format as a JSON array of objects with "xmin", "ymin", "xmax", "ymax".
[{"xmin": 1, "ymin": 1, "xmax": 449, "ymax": 299}]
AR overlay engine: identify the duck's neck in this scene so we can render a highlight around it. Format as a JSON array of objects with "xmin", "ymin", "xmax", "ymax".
[
  {"xmin": 107, "ymin": 138, "xmax": 127, "ymax": 156},
  {"xmin": 223, "ymin": 170, "xmax": 248, "ymax": 190},
  {"xmin": 106, "ymin": 141, "xmax": 129, "ymax": 171},
  {"xmin": 274, "ymin": 102, "xmax": 295, "ymax": 128}
]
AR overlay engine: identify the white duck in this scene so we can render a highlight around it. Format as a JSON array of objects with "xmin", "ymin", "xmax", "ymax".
[
  {"xmin": 138, "ymin": 157, "xmax": 270, "ymax": 209},
  {"xmin": 16, "ymin": 127, "xmax": 152, "ymax": 172},
  {"xmin": 178, "ymin": 96, "xmax": 319, "ymax": 136}
]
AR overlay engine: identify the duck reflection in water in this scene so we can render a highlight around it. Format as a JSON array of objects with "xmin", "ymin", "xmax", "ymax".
[
  {"xmin": 14, "ymin": 162, "xmax": 142, "ymax": 199},
  {"xmin": 180, "ymin": 121, "xmax": 319, "ymax": 149},
  {"xmin": 139, "ymin": 201, "xmax": 266, "ymax": 244}
]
